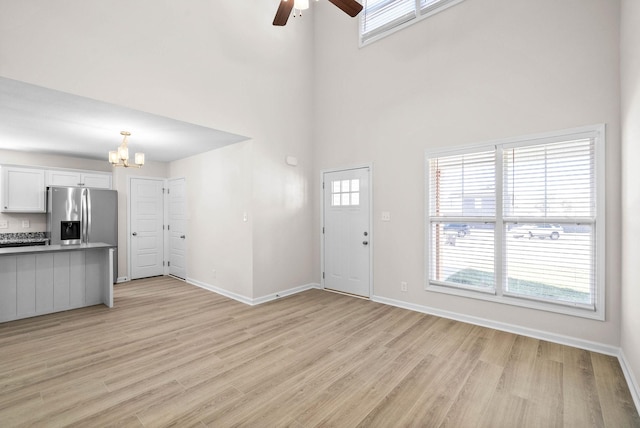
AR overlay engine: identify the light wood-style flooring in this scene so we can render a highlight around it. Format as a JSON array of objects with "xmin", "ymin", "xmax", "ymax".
[{"xmin": 1, "ymin": 276, "xmax": 638, "ymax": 427}]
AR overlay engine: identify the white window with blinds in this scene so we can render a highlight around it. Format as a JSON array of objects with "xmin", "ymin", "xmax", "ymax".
[
  {"xmin": 425, "ymin": 125, "xmax": 605, "ymax": 319},
  {"xmin": 360, "ymin": 0, "xmax": 465, "ymax": 45}
]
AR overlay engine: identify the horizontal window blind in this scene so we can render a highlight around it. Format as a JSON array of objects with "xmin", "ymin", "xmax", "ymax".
[
  {"xmin": 428, "ymin": 150, "xmax": 496, "ymax": 217},
  {"xmin": 504, "ymin": 223, "xmax": 594, "ymax": 307},
  {"xmin": 361, "ymin": 0, "xmax": 465, "ymax": 45},
  {"xmin": 426, "ymin": 126, "xmax": 603, "ymax": 316},
  {"xmin": 502, "ymin": 138, "xmax": 596, "ymax": 308},
  {"xmin": 503, "ymin": 139, "xmax": 595, "ymax": 219},
  {"xmin": 429, "ymin": 222, "xmax": 495, "ymax": 291},
  {"xmin": 420, "ymin": 0, "xmax": 460, "ymax": 15},
  {"xmin": 361, "ymin": 0, "xmax": 416, "ymax": 43},
  {"xmin": 428, "ymin": 150, "xmax": 496, "ymax": 291}
]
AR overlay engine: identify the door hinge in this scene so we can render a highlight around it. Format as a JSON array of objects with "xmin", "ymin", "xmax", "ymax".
[
  {"xmin": 322, "ymin": 227, "xmax": 325, "ymax": 234},
  {"xmin": 163, "ymin": 261, "xmax": 165, "ymax": 266},
  {"xmin": 167, "ymin": 224, "xmax": 170, "ymax": 231},
  {"xmin": 322, "ymin": 182, "xmax": 325, "ymax": 189},
  {"xmin": 168, "ymin": 261, "xmax": 170, "ymax": 267},
  {"xmin": 322, "ymin": 272, "xmax": 325, "ymax": 279}
]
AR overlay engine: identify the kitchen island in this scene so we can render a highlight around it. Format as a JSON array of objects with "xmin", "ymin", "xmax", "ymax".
[{"xmin": 0, "ymin": 243, "xmax": 115, "ymax": 323}]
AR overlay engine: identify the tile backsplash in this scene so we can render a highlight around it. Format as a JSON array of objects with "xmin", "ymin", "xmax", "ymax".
[{"xmin": 0, "ymin": 213, "xmax": 46, "ymax": 233}]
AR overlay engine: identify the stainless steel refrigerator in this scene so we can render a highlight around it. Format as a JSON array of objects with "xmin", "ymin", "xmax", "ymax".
[{"xmin": 46, "ymin": 186, "xmax": 118, "ymax": 282}]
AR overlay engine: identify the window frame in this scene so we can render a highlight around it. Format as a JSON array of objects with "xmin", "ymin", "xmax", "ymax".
[
  {"xmin": 424, "ymin": 125, "xmax": 606, "ymax": 320},
  {"xmin": 360, "ymin": 0, "xmax": 466, "ymax": 47}
]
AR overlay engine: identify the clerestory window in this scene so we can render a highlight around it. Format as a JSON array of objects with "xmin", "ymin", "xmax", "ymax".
[{"xmin": 360, "ymin": 0, "xmax": 465, "ymax": 45}]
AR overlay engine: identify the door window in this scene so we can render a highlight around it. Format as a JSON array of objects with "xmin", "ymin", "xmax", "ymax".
[{"xmin": 331, "ymin": 179, "xmax": 360, "ymax": 206}]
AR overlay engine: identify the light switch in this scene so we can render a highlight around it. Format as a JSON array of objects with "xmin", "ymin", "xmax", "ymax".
[
  {"xmin": 22, "ymin": 220, "xmax": 30, "ymax": 228},
  {"xmin": 0, "ymin": 220, "xmax": 7, "ymax": 229},
  {"xmin": 381, "ymin": 211, "xmax": 391, "ymax": 221}
]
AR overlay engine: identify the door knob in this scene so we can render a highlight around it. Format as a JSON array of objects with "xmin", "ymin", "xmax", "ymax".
[
  {"xmin": 132, "ymin": 232, "xmax": 137, "ymax": 236},
  {"xmin": 180, "ymin": 235, "xmax": 186, "ymax": 239},
  {"xmin": 363, "ymin": 241, "xmax": 369, "ymax": 245}
]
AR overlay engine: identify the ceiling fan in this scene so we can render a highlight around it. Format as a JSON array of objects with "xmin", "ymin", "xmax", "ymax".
[{"xmin": 273, "ymin": 0, "xmax": 363, "ymax": 26}]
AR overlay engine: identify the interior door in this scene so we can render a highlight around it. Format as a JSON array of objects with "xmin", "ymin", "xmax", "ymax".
[
  {"xmin": 168, "ymin": 178, "xmax": 187, "ymax": 279},
  {"xmin": 130, "ymin": 178, "xmax": 164, "ymax": 280},
  {"xmin": 323, "ymin": 167, "xmax": 371, "ymax": 297}
]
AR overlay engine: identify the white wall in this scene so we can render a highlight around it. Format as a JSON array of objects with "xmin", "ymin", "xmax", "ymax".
[
  {"xmin": 313, "ymin": 0, "xmax": 622, "ymax": 345},
  {"xmin": 249, "ymin": 104, "xmax": 316, "ymax": 299},
  {"xmin": 621, "ymin": 0, "xmax": 640, "ymax": 397},
  {"xmin": 169, "ymin": 142, "xmax": 253, "ymax": 297},
  {"xmin": 0, "ymin": 150, "xmax": 109, "ymax": 172},
  {"xmin": 0, "ymin": 1, "xmax": 309, "ymax": 138}
]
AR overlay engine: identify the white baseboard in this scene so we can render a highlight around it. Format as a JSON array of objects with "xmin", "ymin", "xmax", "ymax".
[
  {"xmin": 187, "ymin": 278, "xmax": 254, "ymax": 305},
  {"xmin": 618, "ymin": 348, "xmax": 640, "ymax": 413},
  {"xmin": 371, "ymin": 294, "xmax": 620, "ymax": 356},
  {"xmin": 186, "ymin": 277, "xmax": 321, "ymax": 306},
  {"xmin": 116, "ymin": 276, "xmax": 129, "ymax": 283},
  {"xmin": 251, "ymin": 283, "xmax": 322, "ymax": 305}
]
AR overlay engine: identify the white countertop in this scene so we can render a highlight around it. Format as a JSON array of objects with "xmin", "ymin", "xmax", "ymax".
[{"xmin": 0, "ymin": 242, "xmax": 115, "ymax": 256}]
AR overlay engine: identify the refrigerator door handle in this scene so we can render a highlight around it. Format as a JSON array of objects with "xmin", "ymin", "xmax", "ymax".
[{"xmin": 81, "ymin": 188, "xmax": 89, "ymax": 244}]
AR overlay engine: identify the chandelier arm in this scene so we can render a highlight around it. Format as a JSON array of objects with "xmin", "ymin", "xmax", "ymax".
[{"xmin": 108, "ymin": 131, "xmax": 144, "ymax": 168}]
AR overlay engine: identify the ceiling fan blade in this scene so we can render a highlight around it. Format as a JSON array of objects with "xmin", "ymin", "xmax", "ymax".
[
  {"xmin": 273, "ymin": 0, "xmax": 295, "ymax": 26},
  {"xmin": 328, "ymin": 0, "xmax": 363, "ymax": 17}
]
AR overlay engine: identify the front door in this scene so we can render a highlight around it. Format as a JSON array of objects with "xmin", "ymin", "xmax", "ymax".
[
  {"xmin": 130, "ymin": 178, "xmax": 164, "ymax": 280},
  {"xmin": 168, "ymin": 178, "xmax": 187, "ymax": 280},
  {"xmin": 323, "ymin": 167, "xmax": 371, "ymax": 297}
]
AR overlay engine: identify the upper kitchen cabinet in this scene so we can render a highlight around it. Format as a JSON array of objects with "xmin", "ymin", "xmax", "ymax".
[
  {"xmin": 0, "ymin": 166, "xmax": 46, "ymax": 213},
  {"xmin": 46, "ymin": 170, "xmax": 112, "ymax": 189},
  {"xmin": 81, "ymin": 172, "xmax": 111, "ymax": 189}
]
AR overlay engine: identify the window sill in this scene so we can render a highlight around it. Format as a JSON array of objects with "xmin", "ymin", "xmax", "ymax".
[{"xmin": 425, "ymin": 282, "xmax": 604, "ymax": 321}]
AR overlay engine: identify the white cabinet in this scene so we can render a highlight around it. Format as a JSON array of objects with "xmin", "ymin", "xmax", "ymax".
[
  {"xmin": 0, "ymin": 165, "xmax": 111, "ymax": 213},
  {"xmin": 81, "ymin": 172, "xmax": 112, "ymax": 189},
  {"xmin": 0, "ymin": 166, "xmax": 46, "ymax": 213},
  {"xmin": 46, "ymin": 170, "xmax": 81, "ymax": 187},
  {"xmin": 46, "ymin": 170, "xmax": 112, "ymax": 189}
]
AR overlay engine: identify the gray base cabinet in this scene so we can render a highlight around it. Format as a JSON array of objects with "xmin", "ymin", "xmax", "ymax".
[{"xmin": 0, "ymin": 247, "xmax": 113, "ymax": 322}]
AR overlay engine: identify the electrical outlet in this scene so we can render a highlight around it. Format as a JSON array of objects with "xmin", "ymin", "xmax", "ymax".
[
  {"xmin": 401, "ymin": 281, "xmax": 408, "ymax": 292},
  {"xmin": 381, "ymin": 211, "xmax": 391, "ymax": 222},
  {"xmin": 0, "ymin": 220, "xmax": 7, "ymax": 229},
  {"xmin": 22, "ymin": 220, "xmax": 30, "ymax": 228},
  {"xmin": 212, "ymin": 269, "xmax": 217, "ymax": 279}
]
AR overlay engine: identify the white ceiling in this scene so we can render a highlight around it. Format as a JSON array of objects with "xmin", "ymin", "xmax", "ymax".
[{"xmin": 0, "ymin": 77, "xmax": 249, "ymax": 163}]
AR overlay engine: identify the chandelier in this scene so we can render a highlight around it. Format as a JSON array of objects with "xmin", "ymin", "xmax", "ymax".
[{"xmin": 108, "ymin": 131, "xmax": 145, "ymax": 168}]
